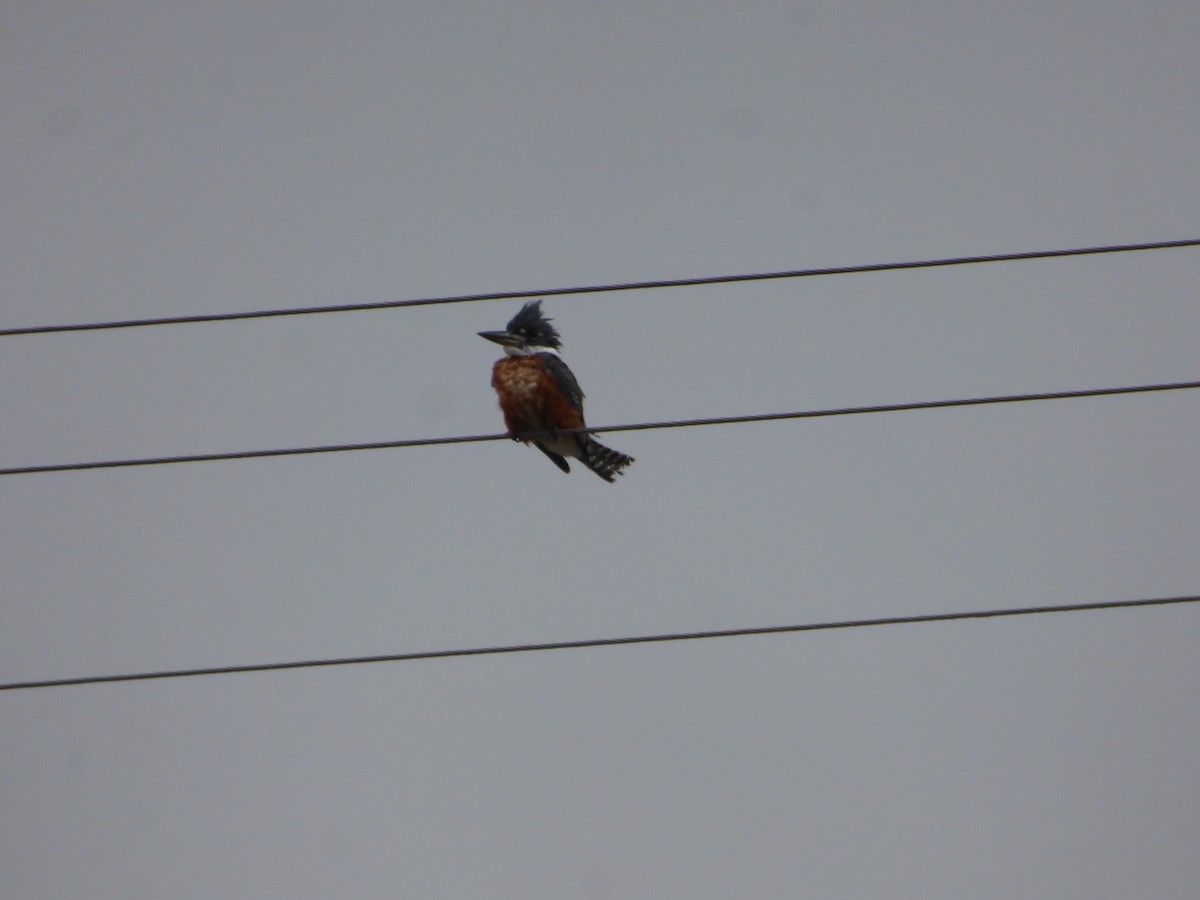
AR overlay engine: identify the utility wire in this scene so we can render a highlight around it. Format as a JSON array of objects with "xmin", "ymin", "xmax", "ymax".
[
  {"xmin": 2, "ymin": 595, "xmax": 1196, "ymax": 692},
  {"xmin": 3, "ymin": 238, "xmax": 1197, "ymax": 337},
  {"xmin": 3, "ymin": 379, "xmax": 1197, "ymax": 477}
]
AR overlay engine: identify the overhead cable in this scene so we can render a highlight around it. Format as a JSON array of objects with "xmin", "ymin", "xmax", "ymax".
[
  {"xmin": 3, "ymin": 379, "xmax": 1197, "ymax": 477},
  {"xmin": 2, "ymin": 238, "xmax": 1197, "ymax": 337},
  {"xmin": 2, "ymin": 595, "xmax": 1195, "ymax": 692}
]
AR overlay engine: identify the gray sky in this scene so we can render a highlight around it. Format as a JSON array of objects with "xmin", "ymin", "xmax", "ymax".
[{"xmin": 3, "ymin": 3, "xmax": 1200, "ymax": 898}]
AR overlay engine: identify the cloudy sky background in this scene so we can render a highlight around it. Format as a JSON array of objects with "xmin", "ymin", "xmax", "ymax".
[{"xmin": 3, "ymin": 3, "xmax": 1200, "ymax": 897}]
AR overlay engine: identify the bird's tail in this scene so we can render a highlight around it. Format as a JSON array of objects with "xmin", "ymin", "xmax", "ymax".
[{"xmin": 581, "ymin": 437, "xmax": 635, "ymax": 483}]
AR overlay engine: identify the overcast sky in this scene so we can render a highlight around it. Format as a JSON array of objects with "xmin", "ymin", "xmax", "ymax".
[{"xmin": 3, "ymin": 3, "xmax": 1200, "ymax": 898}]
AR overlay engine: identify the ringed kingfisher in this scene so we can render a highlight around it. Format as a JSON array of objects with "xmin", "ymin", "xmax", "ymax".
[{"xmin": 479, "ymin": 300, "xmax": 634, "ymax": 483}]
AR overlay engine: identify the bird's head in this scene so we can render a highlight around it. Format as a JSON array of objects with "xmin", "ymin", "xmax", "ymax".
[{"xmin": 478, "ymin": 300, "xmax": 563, "ymax": 356}]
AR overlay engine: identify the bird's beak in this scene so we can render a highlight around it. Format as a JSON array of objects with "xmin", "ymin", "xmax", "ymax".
[{"xmin": 478, "ymin": 330, "xmax": 515, "ymax": 347}]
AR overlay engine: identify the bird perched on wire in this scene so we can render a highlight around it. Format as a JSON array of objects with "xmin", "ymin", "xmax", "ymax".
[{"xmin": 479, "ymin": 300, "xmax": 634, "ymax": 482}]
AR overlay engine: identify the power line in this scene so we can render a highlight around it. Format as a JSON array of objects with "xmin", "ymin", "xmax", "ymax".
[
  {"xmin": 3, "ymin": 379, "xmax": 1197, "ymax": 477},
  {"xmin": 3, "ymin": 238, "xmax": 1197, "ymax": 337},
  {"xmin": 2, "ymin": 594, "xmax": 1195, "ymax": 692}
]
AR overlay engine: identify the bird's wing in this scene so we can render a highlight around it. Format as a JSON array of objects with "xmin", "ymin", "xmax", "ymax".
[{"xmin": 538, "ymin": 353, "xmax": 586, "ymax": 415}]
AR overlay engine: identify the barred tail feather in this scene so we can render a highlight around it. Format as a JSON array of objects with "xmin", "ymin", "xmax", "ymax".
[{"xmin": 582, "ymin": 438, "xmax": 635, "ymax": 483}]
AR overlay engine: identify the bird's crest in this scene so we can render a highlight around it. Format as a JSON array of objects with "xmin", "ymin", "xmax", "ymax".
[{"xmin": 505, "ymin": 300, "xmax": 562, "ymax": 349}]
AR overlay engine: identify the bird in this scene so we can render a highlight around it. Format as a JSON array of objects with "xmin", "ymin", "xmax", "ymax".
[{"xmin": 479, "ymin": 300, "xmax": 634, "ymax": 482}]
